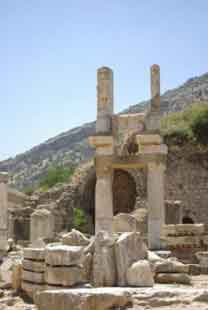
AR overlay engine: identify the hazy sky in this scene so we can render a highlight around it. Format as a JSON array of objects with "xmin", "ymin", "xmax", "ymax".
[{"xmin": 1, "ymin": 0, "xmax": 208, "ymax": 160}]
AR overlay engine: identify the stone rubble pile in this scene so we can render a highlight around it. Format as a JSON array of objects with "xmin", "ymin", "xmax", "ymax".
[
  {"xmin": 20, "ymin": 229, "xmax": 195, "ymax": 306},
  {"xmin": 154, "ymin": 259, "xmax": 191, "ymax": 284}
]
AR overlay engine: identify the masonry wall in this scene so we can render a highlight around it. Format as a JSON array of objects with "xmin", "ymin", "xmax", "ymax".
[{"xmin": 165, "ymin": 145, "xmax": 208, "ymax": 226}]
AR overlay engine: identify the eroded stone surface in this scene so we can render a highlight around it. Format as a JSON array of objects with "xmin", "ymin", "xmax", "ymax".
[
  {"xmin": 115, "ymin": 232, "xmax": 147, "ymax": 286},
  {"xmin": 22, "ymin": 270, "xmax": 45, "ymax": 284},
  {"xmin": 23, "ymin": 259, "xmax": 45, "ymax": 273},
  {"xmin": 35, "ymin": 288, "xmax": 132, "ymax": 310},
  {"xmin": 93, "ymin": 231, "xmax": 116, "ymax": 287},
  {"xmin": 155, "ymin": 273, "xmax": 191, "ymax": 285},
  {"xmin": 155, "ymin": 260, "xmax": 189, "ymax": 274},
  {"xmin": 62, "ymin": 229, "xmax": 90, "ymax": 246},
  {"xmin": 126, "ymin": 260, "xmax": 154, "ymax": 287},
  {"xmin": 23, "ymin": 248, "xmax": 45, "ymax": 261},
  {"xmin": 45, "ymin": 245, "xmax": 83, "ymax": 266},
  {"xmin": 45, "ymin": 266, "xmax": 86, "ymax": 287}
]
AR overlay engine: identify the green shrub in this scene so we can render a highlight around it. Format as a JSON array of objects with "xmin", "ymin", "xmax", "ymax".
[
  {"xmin": 163, "ymin": 127, "xmax": 191, "ymax": 145},
  {"xmin": 161, "ymin": 103, "xmax": 208, "ymax": 145},
  {"xmin": 190, "ymin": 106, "xmax": 208, "ymax": 145},
  {"xmin": 73, "ymin": 208, "xmax": 87, "ymax": 231},
  {"xmin": 39, "ymin": 165, "xmax": 74, "ymax": 190},
  {"xmin": 24, "ymin": 187, "xmax": 34, "ymax": 196}
]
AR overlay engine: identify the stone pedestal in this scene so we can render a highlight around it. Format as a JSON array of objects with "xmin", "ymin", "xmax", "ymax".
[
  {"xmin": 147, "ymin": 163, "xmax": 165, "ymax": 250},
  {"xmin": 196, "ymin": 252, "xmax": 208, "ymax": 274},
  {"xmin": 30, "ymin": 209, "xmax": 55, "ymax": 245},
  {"xmin": 0, "ymin": 172, "xmax": 9, "ymax": 250}
]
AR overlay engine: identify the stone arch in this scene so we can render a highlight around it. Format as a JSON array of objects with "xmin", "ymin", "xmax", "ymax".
[
  {"xmin": 79, "ymin": 168, "xmax": 137, "ymax": 217},
  {"xmin": 113, "ymin": 169, "xmax": 137, "ymax": 215}
]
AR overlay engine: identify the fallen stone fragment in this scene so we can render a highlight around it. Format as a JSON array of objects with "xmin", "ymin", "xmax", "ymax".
[
  {"xmin": 12, "ymin": 261, "xmax": 22, "ymax": 291},
  {"xmin": 115, "ymin": 232, "xmax": 147, "ymax": 286},
  {"xmin": 45, "ymin": 266, "xmax": 86, "ymax": 287},
  {"xmin": 126, "ymin": 260, "xmax": 154, "ymax": 287},
  {"xmin": 93, "ymin": 231, "xmax": 116, "ymax": 287},
  {"xmin": 188, "ymin": 264, "xmax": 201, "ymax": 275},
  {"xmin": 35, "ymin": 288, "xmax": 133, "ymax": 310},
  {"xmin": 45, "ymin": 245, "xmax": 84, "ymax": 266},
  {"xmin": 155, "ymin": 273, "xmax": 191, "ymax": 284},
  {"xmin": 23, "ymin": 248, "xmax": 45, "ymax": 261},
  {"xmin": 23, "ymin": 259, "xmax": 45, "ymax": 273},
  {"xmin": 148, "ymin": 251, "xmax": 164, "ymax": 263},
  {"xmin": 62, "ymin": 229, "xmax": 90, "ymax": 246},
  {"xmin": 0, "ymin": 258, "xmax": 14, "ymax": 288},
  {"xmin": 22, "ymin": 281, "xmax": 46, "ymax": 299},
  {"xmin": 22, "ymin": 270, "xmax": 45, "ymax": 284},
  {"xmin": 155, "ymin": 260, "xmax": 189, "ymax": 273}
]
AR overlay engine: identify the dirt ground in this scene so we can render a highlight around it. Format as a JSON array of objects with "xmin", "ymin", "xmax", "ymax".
[{"xmin": 0, "ymin": 275, "xmax": 207, "ymax": 310}]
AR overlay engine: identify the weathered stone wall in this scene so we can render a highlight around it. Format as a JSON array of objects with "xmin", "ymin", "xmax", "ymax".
[
  {"xmin": 16, "ymin": 145, "xmax": 207, "ymax": 240},
  {"xmin": 165, "ymin": 145, "xmax": 208, "ymax": 226}
]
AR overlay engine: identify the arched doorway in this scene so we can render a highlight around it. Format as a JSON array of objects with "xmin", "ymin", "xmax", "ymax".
[
  {"xmin": 113, "ymin": 169, "xmax": 137, "ymax": 215},
  {"xmin": 80, "ymin": 169, "xmax": 137, "ymax": 232}
]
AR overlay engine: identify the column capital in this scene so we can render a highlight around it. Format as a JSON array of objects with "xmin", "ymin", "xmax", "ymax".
[{"xmin": 0, "ymin": 172, "xmax": 9, "ymax": 183}]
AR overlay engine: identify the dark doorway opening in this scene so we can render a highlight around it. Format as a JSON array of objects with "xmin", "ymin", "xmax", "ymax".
[
  {"xmin": 182, "ymin": 216, "xmax": 194, "ymax": 224},
  {"xmin": 81, "ymin": 169, "xmax": 137, "ymax": 233},
  {"xmin": 13, "ymin": 218, "xmax": 30, "ymax": 242}
]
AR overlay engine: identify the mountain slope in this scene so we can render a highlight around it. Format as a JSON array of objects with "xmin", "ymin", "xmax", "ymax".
[{"xmin": 1, "ymin": 72, "xmax": 208, "ymax": 189}]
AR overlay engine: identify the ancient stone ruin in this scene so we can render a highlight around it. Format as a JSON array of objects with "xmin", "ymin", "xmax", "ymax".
[
  {"xmin": 89, "ymin": 64, "xmax": 167, "ymax": 250},
  {"xmin": 0, "ymin": 66, "xmax": 208, "ymax": 310}
]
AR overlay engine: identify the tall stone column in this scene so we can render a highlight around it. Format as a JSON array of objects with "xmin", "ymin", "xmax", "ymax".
[
  {"xmin": 95, "ymin": 158, "xmax": 113, "ymax": 233},
  {"xmin": 0, "ymin": 172, "xmax": 9, "ymax": 250},
  {"xmin": 96, "ymin": 67, "xmax": 114, "ymax": 134},
  {"xmin": 151, "ymin": 64, "xmax": 160, "ymax": 112},
  {"xmin": 147, "ymin": 163, "xmax": 165, "ymax": 250}
]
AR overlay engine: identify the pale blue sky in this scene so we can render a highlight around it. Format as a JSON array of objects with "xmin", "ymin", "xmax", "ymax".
[{"xmin": 1, "ymin": 0, "xmax": 208, "ymax": 160}]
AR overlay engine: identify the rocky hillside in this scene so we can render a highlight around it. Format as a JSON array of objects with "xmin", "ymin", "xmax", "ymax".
[{"xmin": 1, "ymin": 72, "xmax": 207, "ymax": 189}]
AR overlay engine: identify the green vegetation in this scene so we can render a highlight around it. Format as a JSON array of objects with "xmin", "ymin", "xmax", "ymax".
[
  {"xmin": 161, "ymin": 103, "xmax": 208, "ymax": 145},
  {"xmin": 23, "ymin": 187, "xmax": 34, "ymax": 196},
  {"xmin": 73, "ymin": 208, "xmax": 87, "ymax": 231},
  {"xmin": 39, "ymin": 165, "xmax": 75, "ymax": 191}
]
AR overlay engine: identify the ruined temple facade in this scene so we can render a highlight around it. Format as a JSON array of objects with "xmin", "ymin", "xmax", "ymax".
[{"xmin": 89, "ymin": 65, "xmax": 168, "ymax": 250}]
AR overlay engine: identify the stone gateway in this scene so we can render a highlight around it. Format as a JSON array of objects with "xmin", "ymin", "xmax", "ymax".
[{"xmin": 89, "ymin": 65, "xmax": 168, "ymax": 250}]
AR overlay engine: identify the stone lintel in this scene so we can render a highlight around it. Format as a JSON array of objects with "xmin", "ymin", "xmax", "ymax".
[
  {"xmin": 112, "ymin": 154, "xmax": 166, "ymax": 169},
  {"xmin": 118, "ymin": 113, "xmax": 146, "ymax": 121},
  {"xmin": 136, "ymin": 134, "xmax": 162, "ymax": 145},
  {"xmin": 88, "ymin": 136, "xmax": 113, "ymax": 148},
  {"xmin": 139, "ymin": 144, "xmax": 168, "ymax": 155},
  {"xmin": 0, "ymin": 172, "xmax": 9, "ymax": 183}
]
